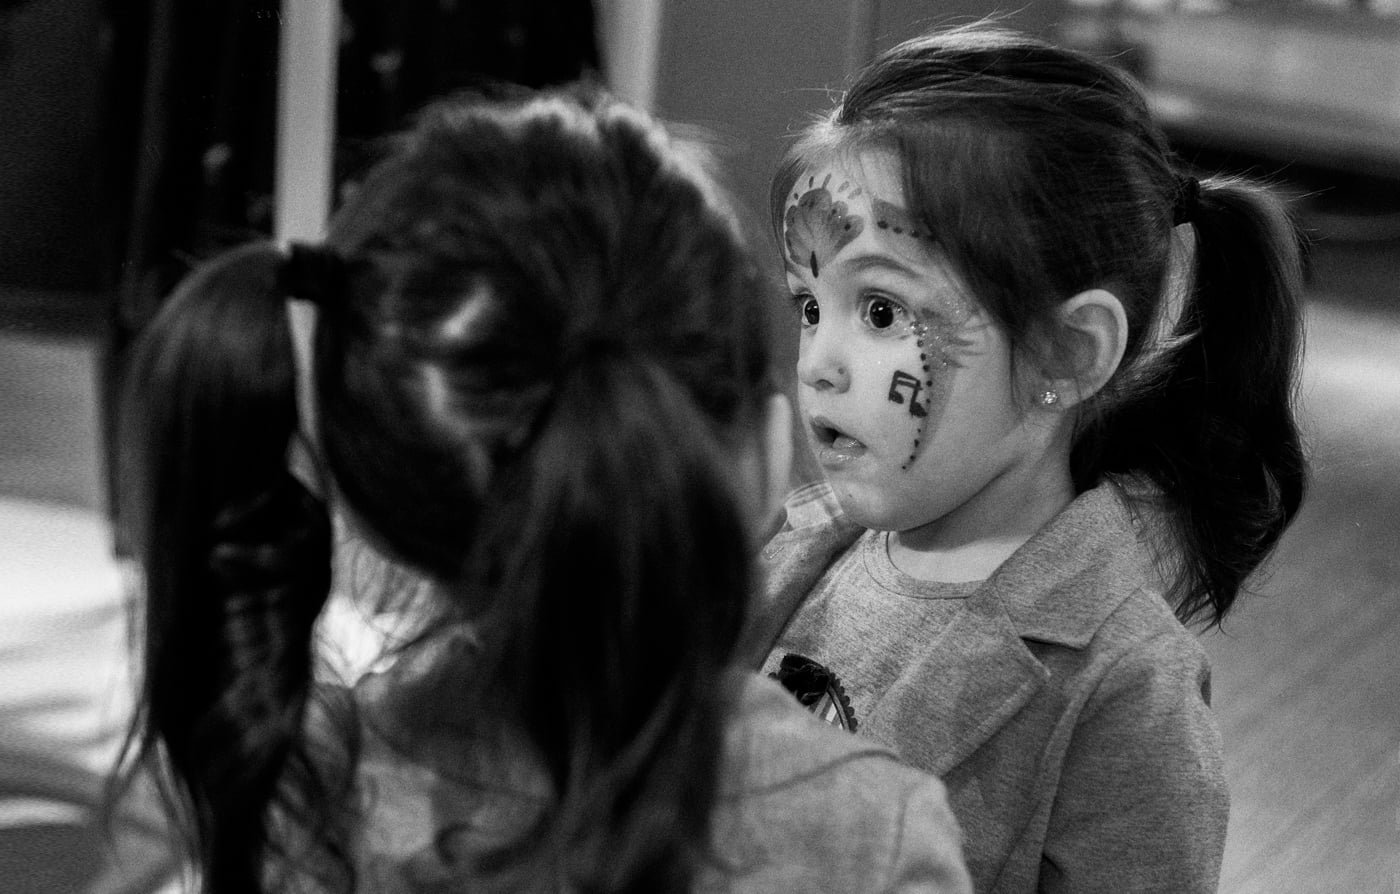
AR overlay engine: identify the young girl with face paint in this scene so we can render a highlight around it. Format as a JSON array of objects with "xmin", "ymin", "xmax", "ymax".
[{"xmin": 746, "ymin": 24, "xmax": 1307, "ymax": 893}]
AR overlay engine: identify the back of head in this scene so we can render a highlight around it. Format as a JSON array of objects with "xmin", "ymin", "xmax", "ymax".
[
  {"xmin": 316, "ymin": 89, "xmax": 774, "ymax": 886},
  {"xmin": 773, "ymin": 23, "xmax": 1307, "ymax": 626},
  {"xmin": 321, "ymin": 90, "xmax": 771, "ymax": 588},
  {"xmin": 119, "ymin": 88, "xmax": 774, "ymax": 893}
]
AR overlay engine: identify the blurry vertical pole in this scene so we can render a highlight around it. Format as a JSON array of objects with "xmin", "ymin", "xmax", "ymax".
[
  {"xmin": 844, "ymin": 3, "xmax": 876, "ymax": 80},
  {"xmin": 598, "ymin": 0, "xmax": 661, "ymax": 111},
  {"xmin": 274, "ymin": 0, "xmax": 338, "ymax": 242},
  {"xmin": 274, "ymin": 0, "xmax": 338, "ymax": 447}
]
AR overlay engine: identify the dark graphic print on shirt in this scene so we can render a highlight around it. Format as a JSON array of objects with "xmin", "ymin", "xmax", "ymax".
[{"xmin": 769, "ymin": 652, "xmax": 859, "ymax": 732}]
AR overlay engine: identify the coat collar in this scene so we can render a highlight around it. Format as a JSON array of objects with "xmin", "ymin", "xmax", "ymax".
[
  {"xmin": 757, "ymin": 479, "xmax": 1151, "ymax": 651},
  {"xmin": 748, "ymin": 480, "xmax": 1156, "ymax": 775},
  {"xmin": 982, "ymin": 481, "xmax": 1154, "ymax": 648}
]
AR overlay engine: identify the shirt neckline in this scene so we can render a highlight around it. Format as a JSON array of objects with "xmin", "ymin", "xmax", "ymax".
[{"xmin": 858, "ymin": 530, "xmax": 984, "ymax": 600}]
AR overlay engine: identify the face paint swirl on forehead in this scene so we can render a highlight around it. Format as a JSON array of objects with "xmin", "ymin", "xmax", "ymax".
[
  {"xmin": 871, "ymin": 197, "xmax": 933, "ymax": 242},
  {"xmin": 784, "ymin": 173, "xmax": 865, "ymax": 278}
]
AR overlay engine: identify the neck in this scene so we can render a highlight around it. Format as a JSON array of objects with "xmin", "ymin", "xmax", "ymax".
[{"xmin": 888, "ymin": 457, "xmax": 1076, "ymax": 583}]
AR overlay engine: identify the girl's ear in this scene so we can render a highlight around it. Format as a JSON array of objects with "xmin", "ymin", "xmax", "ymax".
[{"xmin": 1043, "ymin": 288, "xmax": 1129, "ymax": 409}]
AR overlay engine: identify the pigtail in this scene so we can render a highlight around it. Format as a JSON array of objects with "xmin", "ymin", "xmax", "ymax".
[
  {"xmin": 476, "ymin": 353, "xmax": 752, "ymax": 892},
  {"xmin": 1091, "ymin": 176, "xmax": 1307, "ymax": 627},
  {"xmin": 116, "ymin": 243, "xmax": 336, "ymax": 892}
]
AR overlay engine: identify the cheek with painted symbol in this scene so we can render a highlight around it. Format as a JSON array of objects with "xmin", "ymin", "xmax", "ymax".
[
  {"xmin": 884, "ymin": 306, "xmax": 984, "ymax": 471},
  {"xmin": 892, "ymin": 323, "xmax": 934, "ymax": 471}
]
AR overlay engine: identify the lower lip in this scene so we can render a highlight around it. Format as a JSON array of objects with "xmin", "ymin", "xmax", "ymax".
[{"xmin": 815, "ymin": 439, "xmax": 867, "ymax": 467}]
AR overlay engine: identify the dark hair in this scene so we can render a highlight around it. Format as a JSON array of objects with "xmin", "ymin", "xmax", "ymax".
[
  {"xmin": 771, "ymin": 23, "xmax": 1307, "ymax": 627},
  {"xmin": 118, "ymin": 89, "xmax": 774, "ymax": 892},
  {"xmin": 114, "ymin": 242, "xmax": 341, "ymax": 891}
]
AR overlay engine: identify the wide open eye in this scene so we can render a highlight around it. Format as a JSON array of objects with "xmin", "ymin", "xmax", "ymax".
[
  {"xmin": 799, "ymin": 296, "xmax": 820, "ymax": 326},
  {"xmin": 861, "ymin": 295, "xmax": 906, "ymax": 331}
]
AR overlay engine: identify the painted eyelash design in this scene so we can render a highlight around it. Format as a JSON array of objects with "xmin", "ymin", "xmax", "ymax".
[
  {"xmin": 884, "ymin": 309, "xmax": 972, "ymax": 360},
  {"xmin": 923, "ymin": 317, "xmax": 976, "ymax": 369}
]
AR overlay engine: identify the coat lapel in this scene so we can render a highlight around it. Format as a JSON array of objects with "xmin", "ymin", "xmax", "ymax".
[
  {"xmin": 869, "ymin": 584, "xmax": 1048, "ymax": 776},
  {"xmin": 870, "ymin": 483, "xmax": 1149, "ymax": 774}
]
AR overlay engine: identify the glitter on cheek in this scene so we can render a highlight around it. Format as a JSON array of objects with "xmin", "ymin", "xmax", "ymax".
[{"xmin": 900, "ymin": 320, "xmax": 952, "ymax": 472}]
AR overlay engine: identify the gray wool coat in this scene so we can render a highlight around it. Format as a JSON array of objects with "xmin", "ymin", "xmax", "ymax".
[
  {"xmin": 319, "ymin": 672, "xmax": 973, "ymax": 894},
  {"xmin": 743, "ymin": 481, "xmax": 1229, "ymax": 894}
]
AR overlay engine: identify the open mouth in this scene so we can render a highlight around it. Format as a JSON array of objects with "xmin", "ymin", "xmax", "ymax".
[{"xmin": 810, "ymin": 415, "xmax": 866, "ymax": 458}]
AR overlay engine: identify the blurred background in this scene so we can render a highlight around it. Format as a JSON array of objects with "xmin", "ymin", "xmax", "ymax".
[{"xmin": 1, "ymin": 1, "xmax": 1396, "ymax": 891}]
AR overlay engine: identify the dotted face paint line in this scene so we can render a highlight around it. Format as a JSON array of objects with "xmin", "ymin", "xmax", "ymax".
[
  {"xmin": 901, "ymin": 320, "xmax": 956, "ymax": 471},
  {"xmin": 872, "ymin": 197, "xmax": 934, "ymax": 242}
]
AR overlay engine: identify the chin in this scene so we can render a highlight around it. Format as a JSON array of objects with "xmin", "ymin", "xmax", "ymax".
[{"xmin": 825, "ymin": 482, "xmax": 902, "ymax": 532}]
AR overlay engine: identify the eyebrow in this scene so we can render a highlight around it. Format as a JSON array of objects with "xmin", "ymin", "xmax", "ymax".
[{"xmin": 785, "ymin": 251, "xmax": 924, "ymax": 279}]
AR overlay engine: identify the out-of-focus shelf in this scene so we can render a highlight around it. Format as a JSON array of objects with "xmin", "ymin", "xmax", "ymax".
[
  {"xmin": 1149, "ymin": 86, "xmax": 1400, "ymax": 179},
  {"xmin": 0, "ymin": 287, "xmax": 109, "ymax": 341},
  {"xmin": 1060, "ymin": 7, "xmax": 1400, "ymax": 178}
]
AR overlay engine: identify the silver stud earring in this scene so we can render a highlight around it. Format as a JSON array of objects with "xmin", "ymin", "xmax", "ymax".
[{"xmin": 1039, "ymin": 390, "xmax": 1060, "ymax": 407}]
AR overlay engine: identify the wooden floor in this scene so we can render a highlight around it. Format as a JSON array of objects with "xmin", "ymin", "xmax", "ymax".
[
  {"xmin": 1204, "ymin": 294, "xmax": 1400, "ymax": 891},
  {"xmin": 1, "ymin": 237, "xmax": 1398, "ymax": 890}
]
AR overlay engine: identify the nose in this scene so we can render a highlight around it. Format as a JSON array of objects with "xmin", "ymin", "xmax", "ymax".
[{"xmin": 796, "ymin": 324, "xmax": 850, "ymax": 393}]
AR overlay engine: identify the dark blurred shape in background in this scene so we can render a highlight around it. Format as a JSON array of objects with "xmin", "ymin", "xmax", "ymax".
[
  {"xmin": 102, "ymin": 0, "xmax": 599, "ymax": 345},
  {"xmin": 0, "ymin": 0, "xmax": 103, "ymax": 298},
  {"xmin": 0, "ymin": 0, "xmax": 599, "ymax": 513}
]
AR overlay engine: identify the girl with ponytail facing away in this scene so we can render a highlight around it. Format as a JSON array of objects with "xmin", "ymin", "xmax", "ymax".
[
  {"xmin": 747, "ymin": 23, "xmax": 1307, "ymax": 893},
  {"xmin": 114, "ymin": 89, "xmax": 972, "ymax": 893}
]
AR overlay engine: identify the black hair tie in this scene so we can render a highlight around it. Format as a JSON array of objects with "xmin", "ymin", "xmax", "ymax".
[
  {"xmin": 1173, "ymin": 175, "xmax": 1201, "ymax": 226},
  {"xmin": 279, "ymin": 242, "xmax": 346, "ymax": 307}
]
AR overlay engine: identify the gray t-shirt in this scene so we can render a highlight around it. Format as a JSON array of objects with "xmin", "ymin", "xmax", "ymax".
[{"xmin": 761, "ymin": 529, "xmax": 979, "ymax": 734}]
